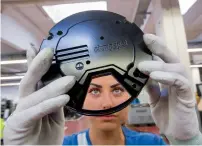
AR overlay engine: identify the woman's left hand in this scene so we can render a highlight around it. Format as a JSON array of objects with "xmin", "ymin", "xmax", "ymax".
[{"xmin": 138, "ymin": 34, "xmax": 200, "ymax": 141}]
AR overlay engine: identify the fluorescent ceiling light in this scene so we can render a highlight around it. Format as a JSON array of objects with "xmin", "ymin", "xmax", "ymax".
[
  {"xmin": 0, "ymin": 83, "xmax": 20, "ymax": 87},
  {"xmin": 0, "ymin": 76, "xmax": 24, "ymax": 80},
  {"xmin": 1, "ymin": 59, "xmax": 27, "ymax": 65},
  {"xmin": 190, "ymin": 64, "xmax": 202, "ymax": 68},
  {"xmin": 178, "ymin": 0, "xmax": 197, "ymax": 15},
  {"xmin": 43, "ymin": 1, "xmax": 107, "ymax": 23},
  {"xmin": 187, "ymin": 48, "xmax": 202, "ymax": 52}
]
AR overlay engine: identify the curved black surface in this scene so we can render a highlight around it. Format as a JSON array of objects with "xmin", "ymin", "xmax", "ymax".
[{"xmin": 40, "ymin": 10, "xmax": 152, "ymax": 116}]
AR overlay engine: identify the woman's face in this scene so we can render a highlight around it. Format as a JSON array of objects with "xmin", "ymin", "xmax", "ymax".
[{"xmin": 83, "ymin": 75, "xmax": 130, "ymax": 131}]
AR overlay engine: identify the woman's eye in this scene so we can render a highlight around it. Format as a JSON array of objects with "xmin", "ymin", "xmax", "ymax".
[
  {"xmin": 89, "ymin": 89, "xmax": 100, "ymax": 95},
  {"xmin": 112, "ymin": 88, "xmax": 124, "ymax": 95}
]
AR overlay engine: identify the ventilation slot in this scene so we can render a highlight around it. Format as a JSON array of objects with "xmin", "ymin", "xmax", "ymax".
[{"xmin": 56, "ymin": 45, "xmax": 89, "ymax": 62}]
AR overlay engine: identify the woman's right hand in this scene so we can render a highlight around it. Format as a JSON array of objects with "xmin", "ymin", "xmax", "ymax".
[{"xmin": 3, "ymin": 48, "xmax": 76, "ymax": 145}]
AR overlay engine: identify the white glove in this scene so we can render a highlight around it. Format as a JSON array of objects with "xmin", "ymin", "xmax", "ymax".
[
  {"xmin": 138, "ymin": 34, "xmax": 200, "ymax": 141},
  {"xmin": 3, "ymin": 48, "xmax": 76, "ymax": 145}
]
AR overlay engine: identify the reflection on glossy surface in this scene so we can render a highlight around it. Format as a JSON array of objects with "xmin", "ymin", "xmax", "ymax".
[{"xmin": 82, "ymin": 75, "xmax": 130, "ymax": 111}]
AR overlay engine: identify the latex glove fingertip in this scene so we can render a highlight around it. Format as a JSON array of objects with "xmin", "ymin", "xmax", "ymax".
[
  {"xmin": 143, "ymin": 34, "xmax": 157, "ymax": 46},
  {"xmin": 137, "ymin": 62, "xmax": 150, "ymax": 75},
  {"xmin": 41, "ymin": 48, "xmax": 54, "ymax": 58},
  {"xmin": 61, "ymin": 94, "xmax": 70, "ymax": 103}
]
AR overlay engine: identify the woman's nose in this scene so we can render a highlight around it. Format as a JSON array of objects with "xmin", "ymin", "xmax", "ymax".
[{"xmin": 101, "ymin": 93, "xmax": 113, "ymax": 109}]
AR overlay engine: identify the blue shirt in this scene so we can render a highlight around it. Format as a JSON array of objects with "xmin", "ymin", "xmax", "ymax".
[
  {"xmin": 63, "ymin": 126, "xmax": 166, "ymax": 145},
  {"xmin": 131, "ymin": 98, "xmax": 140, "ymax": 105}
]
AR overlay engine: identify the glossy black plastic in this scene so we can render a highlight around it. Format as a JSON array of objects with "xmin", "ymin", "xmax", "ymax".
[{"xmin": 40, "ymin": 10, "xmax": 152, "ymax": 116}]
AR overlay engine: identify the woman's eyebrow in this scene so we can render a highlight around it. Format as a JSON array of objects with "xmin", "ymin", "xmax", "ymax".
[
  {"xmin": 110, "ymin": 83, "xmax": 121, "ymax": 88},
  {"xmin": 90, "ymin": 83, "xmax": 102, "ymax": 88}
]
